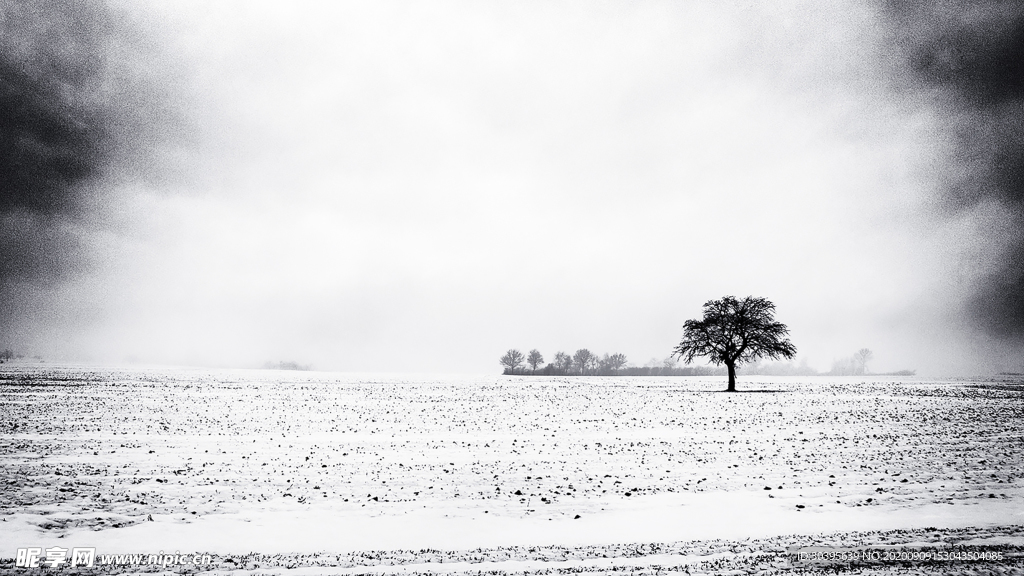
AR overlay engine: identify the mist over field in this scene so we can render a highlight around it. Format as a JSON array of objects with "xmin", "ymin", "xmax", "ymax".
[{"xmin": 2, "ymin": 1, "xmax": 1023, "ymax": 375}]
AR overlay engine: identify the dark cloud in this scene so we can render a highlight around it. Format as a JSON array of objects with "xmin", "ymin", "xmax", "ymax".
[
  {"xmin": 1, "ymin": 1, "xmax": 189, "ymax": 349},
  {"xmin": 1, "ymin": 2, "xmax": 117, "ymax": 218},
  {"xmin": 888, "ymin": 1, "xmax": 1024, "ymax": 341}
]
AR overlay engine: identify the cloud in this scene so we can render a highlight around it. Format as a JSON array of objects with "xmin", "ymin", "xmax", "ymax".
[
  {"xmin": 885, "ymin": 0, "xmax": 1024, "ymax": 342},
  {"xmin": 0, "ymin": 0, "xmax": 190, "ymax": 340}
]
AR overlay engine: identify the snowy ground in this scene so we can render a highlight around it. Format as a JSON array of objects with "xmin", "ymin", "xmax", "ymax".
[{"xmin": 0, "ymin": 366, "xmax": 1022, "ymax": 574}]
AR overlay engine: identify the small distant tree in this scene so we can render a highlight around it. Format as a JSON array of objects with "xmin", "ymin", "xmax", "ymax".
[
  {"xmin": 854, "ymin": 348, "xmax": 873, "ymax": 375},
  {"xmin": 596, "ymin": 353, "xmax": 628, "ymax": 374},
  {"xmin": 607, "ymin": 353, "xmax": 628, "ymax": 371},
  {"xmin": 499, "ymin": 349, "xmax": 525, "ymax": 374},
  {"xmin": 573, "ymin": 348, "xmax": 596, "ymax": 375},
  {"xmin": 829, "ymin": 357, "xmax": 854, "ymax": 375},
  {"xmin": 673, "ymin": 295, "xmax": 797, "ymax": 392},
  {"xmin": 553, "ymin": 351, "xmax": 572, "ymax": 374},
  {"xmin": 527, "ymin": 349, "xmax": 544, "ymax": 374}
]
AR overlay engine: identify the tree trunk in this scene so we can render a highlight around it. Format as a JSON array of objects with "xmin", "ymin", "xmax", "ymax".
[{"xmin": 726, "ymin": 362, "xmax": 736, "ymax": 392}]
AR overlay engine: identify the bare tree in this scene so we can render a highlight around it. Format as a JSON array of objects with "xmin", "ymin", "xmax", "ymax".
[
  {"xmin": 527, "ymin": 349, "xmax": 544, "ymax": 374},
  {"xmin": 553, "ymin": 351, "xmax": 572, "ymax": 374},
  {"xmin": 601, "ymin": 353, "xmax": 627, "ymax": 373},
  {"xmin": 572, "ymin": 348, "xmax": 596, "ymax": 375},
  {"xmin": 499, "ymin": 349, "xmax": 525, "ymax": 374},
  {"xmin": 829, "ymin": 356, "xmax": 856, "ymax": 376},
  {"xmin": 854, "ymin": 348, "xmax": 873, "ymax": 375},
  {"xmin": 673, "ymin": 295, "xmax": 796, "ymax": 392}
]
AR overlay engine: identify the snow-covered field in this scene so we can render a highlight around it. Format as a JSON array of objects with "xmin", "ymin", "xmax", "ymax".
[{"xmin": 1, "ymin": 366, "xmax": 1022, "ymax": 574}]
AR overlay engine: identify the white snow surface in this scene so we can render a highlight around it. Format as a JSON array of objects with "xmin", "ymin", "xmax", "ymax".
[{"xmin": 1, "ymin": 366, "xmax": 1021, "ymax": 560}]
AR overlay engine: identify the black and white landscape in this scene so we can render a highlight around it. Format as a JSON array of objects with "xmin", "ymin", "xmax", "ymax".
[{"xmin": 2, "ymin": 1, "xmax": 1023, "ymax": 574}]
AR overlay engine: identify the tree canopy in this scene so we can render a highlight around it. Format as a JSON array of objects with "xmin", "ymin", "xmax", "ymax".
[
  {"xmin": 673, "ymin": 295, "xmax": 796, "ymax": 391},
  {"xmin": 527, "ymin": 349, "xmax": 544, "ymax": 373},
  {"xmin": 499, "ymin": 349, "xmax": 525, "ymax": 374}
]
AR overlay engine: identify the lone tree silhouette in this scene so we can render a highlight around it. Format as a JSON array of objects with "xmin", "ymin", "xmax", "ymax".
[{"xmin": 673, "ymin": 295, "xmax": 796, "ymax": 391}]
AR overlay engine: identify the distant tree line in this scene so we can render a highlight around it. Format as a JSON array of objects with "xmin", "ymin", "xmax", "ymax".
[
  {"xmin": 829, "ymin": 348, "xmax": 874, "ymax": 375},
  {"xmin": 500, "ymin": 349, "xmax": 626, "ymax": 376},
  {"xmin": 500, "ymin": 349, "xmax": 728, "ymax": 376},
  {"xmin": 617, "ymin": 363, "xmax": 727, "ymax": 377},
  {"xmin": 262, "ymin": 360, "xmax": 311, "ymax": 371},
  {"xmin": 825, "ymin": 348, "xmax": 913, "ymax": 375},
  {"xmin": 499, "ymin": 345, "xmax": 914, "ymax": 377}
]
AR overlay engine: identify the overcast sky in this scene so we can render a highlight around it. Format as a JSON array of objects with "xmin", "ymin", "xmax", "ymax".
[{"xmin": 3, "ymin": 0, "xmax": 1022, "ymax": 375}]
